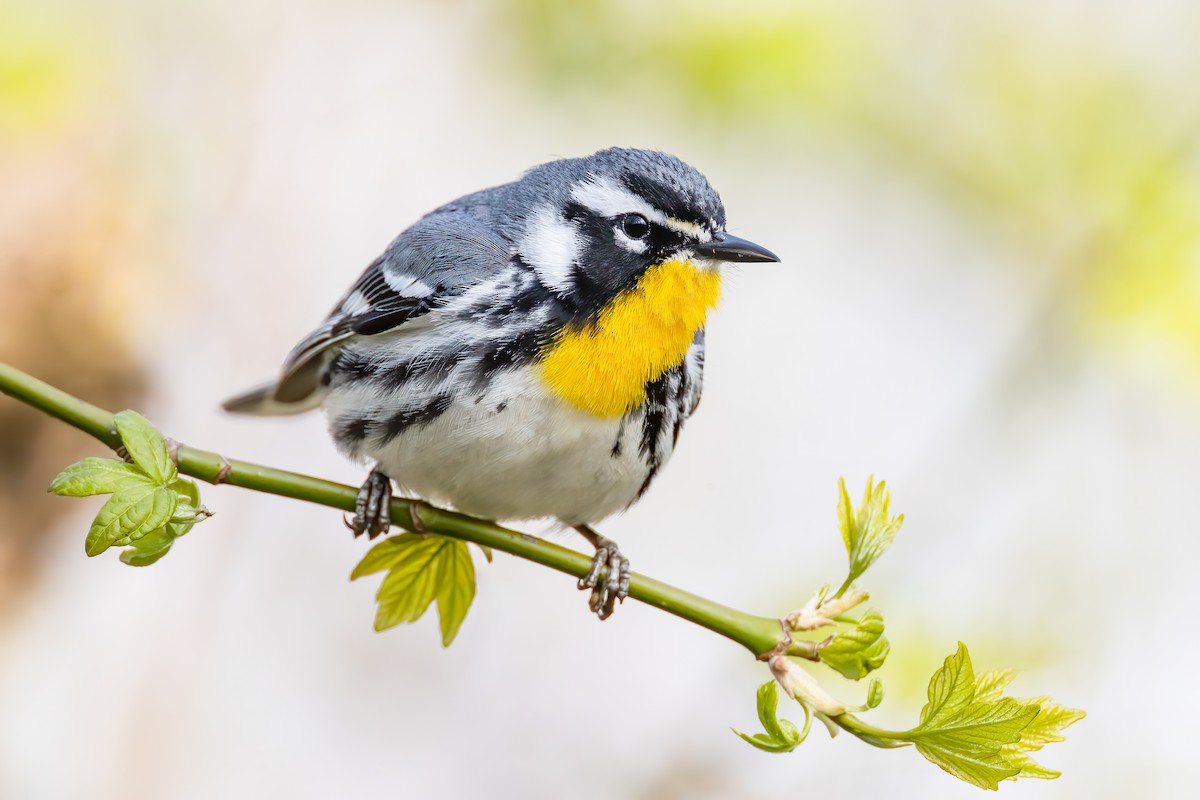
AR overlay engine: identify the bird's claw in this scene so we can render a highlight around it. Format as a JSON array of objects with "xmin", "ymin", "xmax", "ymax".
[
  {"xmin": 348, "ymin": 469, "xmax": 392, "ymax": 539},
  {"xmin": 577, "ymin": 535, "xmax": 630, "ymax": 620}
]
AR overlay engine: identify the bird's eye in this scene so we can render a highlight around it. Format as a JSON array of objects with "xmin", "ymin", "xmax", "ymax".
[{"xmin": 619, "ymin": 214, "xmax": 650, "ymax": 239}]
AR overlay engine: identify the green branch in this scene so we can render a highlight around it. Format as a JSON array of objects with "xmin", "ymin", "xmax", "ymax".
[
  {"xmin": 0, "ymin": 361, "xmax": 1085, "ymax": 789},
  {"xmin": 0, "ymin": 361, "xmax": 784, "ymax": 655}
]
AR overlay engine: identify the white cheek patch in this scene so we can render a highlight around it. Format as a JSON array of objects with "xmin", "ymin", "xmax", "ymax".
[{"xmin": 520, "ymin": 205, "xmax": 582, "ymax": 295}]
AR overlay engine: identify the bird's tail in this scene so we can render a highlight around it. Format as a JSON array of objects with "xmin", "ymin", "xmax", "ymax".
[{"xmin": 221, "ymin": 382, "xmax": 325, "ymax": 417}]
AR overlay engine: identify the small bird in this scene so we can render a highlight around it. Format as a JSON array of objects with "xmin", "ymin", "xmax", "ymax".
[{"xmin": 224, "ymin": 148, "xmax": 779, "ymax": 619}]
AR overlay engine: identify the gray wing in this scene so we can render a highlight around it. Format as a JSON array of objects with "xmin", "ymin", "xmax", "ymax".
[{"xmin": 224, "ymin": 196, "xmax": 513, "ymax": 414}]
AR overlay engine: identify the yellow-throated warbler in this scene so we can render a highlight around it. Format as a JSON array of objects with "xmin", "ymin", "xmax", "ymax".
[{"xmin": 224, "ymin": 148, "xmax": 780, "ymax": 618}]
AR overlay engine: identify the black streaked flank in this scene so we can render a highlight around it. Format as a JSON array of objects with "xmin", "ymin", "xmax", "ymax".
[
  {"xmin": 639, "ymin": 374, "xmax": 669, "ymax": 461},
  {"xmin": 371, "ymin": 358, "xmax": 411, "ymax": 391},
  {"xmin": 474, "ymin": 327, "xmax": 547, "ymax": 379},
  {"xmin": 335, "ymin": 416, "xmax": 371, "ymax": 443},
  {"xmin": 330, "ymin": 350, "xmax": 379, "ymax": 385},
  {"xmin": 380, "ymin": 393, "xmax": 453, "ymax": 443},
  {"xmin": 671, "ymin": 359, "xmax": 691, "ymax": 447},
  {"xmin": 635, "ymin": 364, "xmax": 687, "ymax": 500},
  {"xmin": 419, "ymin": 349, "xmax": 466, "ymax": 383}
]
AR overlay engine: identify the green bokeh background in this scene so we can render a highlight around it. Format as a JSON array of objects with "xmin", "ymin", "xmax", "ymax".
[{"xmin": 2, "ymin": 2, "xmax": 1195, "ymax": 798}]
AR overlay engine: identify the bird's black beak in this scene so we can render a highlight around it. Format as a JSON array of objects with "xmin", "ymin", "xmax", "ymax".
[{"xmin": 695, "ymin": 231, "xmax": 780, "ymax": 263}]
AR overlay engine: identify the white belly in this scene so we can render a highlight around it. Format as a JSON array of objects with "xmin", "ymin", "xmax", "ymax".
[{"xmin": 326, "ymin": 369, "xmax": 654, "ymax": 524}]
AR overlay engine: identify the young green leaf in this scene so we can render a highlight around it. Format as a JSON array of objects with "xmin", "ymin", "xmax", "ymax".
[
  {"xmin": 114, "ymin": 410, "xmax": 176, "ymax": 486},
  {"xmin": 372, "ymin": 536, "xmax": 445, "ymax": 631},
  {"xmin": 165, "ymin": 516, "xmax": 197, "ymax": 539},
  {"xmin": 119, "ymin": 527, "xmax": 175, "ymax": 566},
  {"xmin": 171, "ymin": 503, "xmax": 197, "ymax": 523},
  {"xmin": 85, "ymin": 483, "xmax": 177, "ymax": 557},
  {"xmin": 49, "ymin": 457, "xmax": 154, "ymax": 497},
  {"xmin": 170, "ymin": 477, "xmax": 202, "ymax": 508},
  {"xmin": 115, "ymin": 498, "xmax": 207, "ymax": 567},
  {"xmin": 818, "ymin": 609, "xmax": 890, "ymax": 680},
  {"xmin": 352, "ymin": 534, "xmax": 481, "ymax": 642},
  {"xmin": 837, "ymin": 476, "xmax": 904, "ymax": 594},
  {"xmin": 350, "ymin": 533, "xmax": 424, "ymax": 579},
  {"xmin": 119, "ymin": 546, "xmax": 173, "ymax": 567},
  {"xmin": 973, "ymin": 668, "xmax": 1018, "ymax": 702},
  {"xmin": 733, "ymin": 680, "xmax": 810, "ymax": 753},
  {"xmin": 988, "ymin": 692, "xmax": 1086, "ymax": 781},
  {"xmin": 865, "ymin": 678, "xmax": 885, "ymax": 709},
  {"xmin": 435, "ymin": 541, "xmax": 476, "ymax": 646},
  {"xmin": 733, "ymin": 731, "xmax": 798, "ymax": 753},
  {"xmin": 755, "ymin": 680, "xmax": 792, "ymax": 742},
  {"xmin": 896, "ymin": 643, "xmax": 1086, "ymax": 790}
]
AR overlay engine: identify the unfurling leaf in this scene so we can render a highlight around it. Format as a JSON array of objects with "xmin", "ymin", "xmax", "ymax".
[
  {"xmin": 819, "ymin": 609, "xmax": 889, "ymax": 680},
  {"xmin": 116, "ymin": 490, "xmax": 207, "ymax": 567},
  {"xmin": 866, "ymin": 678, "xmax": 885, "ymax": 709},
  {"xmin": 898, "ymin": 643, "xmax": 1084, "ymax": 790},
  {"xmin": 733, "ymin": 680, "xmax": 810, "ymax": 753},
  {"xmin": 837, "ymin": 476, "xmax": 904, "ymax": 593},
  {"xmin": 352, "ymin": 534, "xmax": 481, "ymax": 644},
  {"xmin": 171, "ymin": 477, "xmax": 202, "ymax": 509},
  {"xmin": 49, "ymin": 457, "xmax": 153, "ymax": 497},
  {"xmin": 85, "ymin": 483, "xmax": 176, "ymax": 557},
  {"xmin": 114, "ymin": 410, "xmax": 176, "ymax": 486},
  {"xmin": 119, "ymin": 528, "xmax": 175, "ymax": 566}
]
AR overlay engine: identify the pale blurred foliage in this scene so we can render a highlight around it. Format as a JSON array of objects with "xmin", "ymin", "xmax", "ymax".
[
  {"xmin": 1, "ymin": 1, "xmax": 1197, "ymax": 799},
  {"xmin": 494, "ymin": 0, "xmax": 1200, "ymax": 381},
  {"xmin": 0, "ymin": 3, "xmax": 153, "ymax": 617}
]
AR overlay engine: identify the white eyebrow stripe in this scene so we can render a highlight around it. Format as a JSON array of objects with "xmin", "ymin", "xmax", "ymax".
[
  {"xmin": 570, "ymin": 176, "xmax": 711, "ymax": 242},
  {"xmin": 570, "ymin": 176, "xmax": 666, "ymax": 224},
  {"xmin": 665, "ymin": 217, "xmax": 708, "ymax": 241}
]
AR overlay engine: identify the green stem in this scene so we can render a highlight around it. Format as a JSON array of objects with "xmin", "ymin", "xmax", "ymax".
[
  {"xmin": 833, "ymin": 712, "xmax": 912, "ymax": 749},
  {"xmin": 0, "ymin": 362, "xmax": 785, "ymax": 656}
]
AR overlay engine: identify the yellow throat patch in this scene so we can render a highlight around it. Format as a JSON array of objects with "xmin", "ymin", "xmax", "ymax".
[{"xmin": 540, "ymin": 259, "xmax": 721, "ymax": 417}]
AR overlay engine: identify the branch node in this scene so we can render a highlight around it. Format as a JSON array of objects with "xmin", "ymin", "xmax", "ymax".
[
  {"xmin": 408, "ymin": 500, "xmax": 428, "ymax": 534},
  {"xmin": 756, "ymin": 618, "xmax": 794, "ymax": 662}
]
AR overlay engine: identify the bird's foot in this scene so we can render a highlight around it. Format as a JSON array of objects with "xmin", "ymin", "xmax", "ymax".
[
  {"xmin": 575, "ymin": 525, "xmax": 630, "ymax": 620},
  {"xmin": 345, "ymin": 469, "xmax": 392, "ymax": 539}
]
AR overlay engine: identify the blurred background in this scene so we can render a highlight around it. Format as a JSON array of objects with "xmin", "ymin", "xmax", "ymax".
[{"xmin": 1, "ymin": 0, "xmax": 1196, "ymax": 797}]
